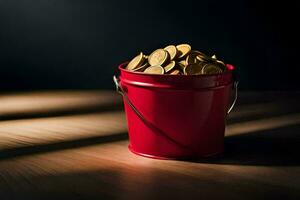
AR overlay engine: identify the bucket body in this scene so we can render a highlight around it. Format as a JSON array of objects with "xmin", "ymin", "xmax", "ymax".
[{"xmin": 118, "ymin": 63, "xmax": 235, "ymax": 159}]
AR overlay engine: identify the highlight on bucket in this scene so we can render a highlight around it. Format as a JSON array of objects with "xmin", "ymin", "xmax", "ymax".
[{"xmin": 113, "ymin": 43, "xmax": 238, "ymax": 160}]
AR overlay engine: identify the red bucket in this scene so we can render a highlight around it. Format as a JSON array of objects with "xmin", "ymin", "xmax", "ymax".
[{"xmin": 113, "ymin": 63, "xmax": 237, "ymax": 160}]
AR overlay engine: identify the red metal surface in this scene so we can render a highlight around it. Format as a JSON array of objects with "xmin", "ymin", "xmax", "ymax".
[{"xmin": 118, "ymin": 63, "xmax": 235, "ymax": 159}]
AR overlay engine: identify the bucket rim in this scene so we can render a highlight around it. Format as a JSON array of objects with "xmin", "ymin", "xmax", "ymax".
[{"xmin": 118, "ymin": 62, "xmax": 235, "ymax": 77}]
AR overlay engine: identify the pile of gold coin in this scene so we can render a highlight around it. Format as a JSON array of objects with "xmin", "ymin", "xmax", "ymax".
[{"xmin": 125, "ymin": 44, "xmax": 227, "ymax": 75}]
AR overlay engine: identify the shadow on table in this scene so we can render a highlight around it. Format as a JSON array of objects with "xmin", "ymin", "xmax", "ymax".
[
  {"xmin": 190, "ymin": 124, "xmax": 300, "ymax": 166},
  {"xmin": 0, "ymin": 132, "xmax": 128, "ymax": 160},
  {"xmin": 1, "ymin": 122, "xmax": 299, "ymax": 167},
  {"xmin": 0, "ymin": 91, "xmax": 123, "ymax": 121},
  {"xmin": 1, "ymin": 168, "xmax": 279, "ymax": 200}
]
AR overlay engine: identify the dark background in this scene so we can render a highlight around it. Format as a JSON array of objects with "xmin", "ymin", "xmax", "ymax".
[{"xmin": 0, "ymin": 0, "xmax": 299, "ymax": 91}]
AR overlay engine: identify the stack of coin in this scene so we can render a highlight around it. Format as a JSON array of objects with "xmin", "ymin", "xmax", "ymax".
[{"xmin": 125, "ymin": 44, "xmax": 227, "ymax": 75}]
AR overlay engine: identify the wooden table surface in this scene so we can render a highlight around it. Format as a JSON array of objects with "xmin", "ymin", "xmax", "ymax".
[{"xmin": 0, "ymin": 90, "xmax": 300, "ymax": 200}]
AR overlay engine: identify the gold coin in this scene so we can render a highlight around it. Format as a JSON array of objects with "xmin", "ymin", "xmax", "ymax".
[
  {"xmin": 133, "ymin": 62, "xmax": 149, "ymax": 72},
  {"xmin": 216, "ymin": 60, "xmax": 225, "ymax": 66},
  {"xmin": 176, "ymin": 44, "xmax": 191, "ymax": 59},
  {"xmin": 148, "ymin": 49, "xmax": 169, "ymax": 66},
  {"xmin": 199, "ymin": 54, "xmax": 213, "ymax": 62},
  {"xmin": 177, "ymin": 63, "xmax": 186, "ymax": 71},
  {"xmin": 178, "ymin": 60, "xmax": 187, "ymax": 67},
  {"xmin": 184, "ymin": 63, "xmax": 206, "ymax": 75},
  {"xmin": 164, "ymin": 61, "xmax": 176, "ymax": 73},
  {"xmin": 201, "ymin": 63, "xmax": 223, "ymax": 74},
  {"xmin": 196, "ymin": 55, "xmax": 206, "ymax": 62},
  {"xmin": 196, "ymin": 51, "xmax": 212, "ymax": 62},
  {"xmin": 186, "ymin": 50, "xmax": 207, "ymax": 64},
  {"xmin": 164, "ymin": 45, "xmax": 178, "ymax": 60},
  {"xmin": 169, "ymin": 69, "xmax": 181, "ymax": 75},
  {"xmin": 144, "ymin": 65, "xmax": 164, "ymax": 74},
  {"xmin": 126, "ymin": 52, "xmax": 145, "ymax": 71},
  {"xmin": 216, "ymin": 62, "xmax": 227, "ymax": 71}
]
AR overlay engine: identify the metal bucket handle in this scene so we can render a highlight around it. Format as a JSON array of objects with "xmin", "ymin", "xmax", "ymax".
[{"xmin": 228, "ymin": 81, "xmax": 239, "ymax": 114}]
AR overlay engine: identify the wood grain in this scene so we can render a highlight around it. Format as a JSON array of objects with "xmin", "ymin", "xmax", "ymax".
[{"xmin": 0, "ymin": 91, "xmax": 299, "ymax": 200}]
